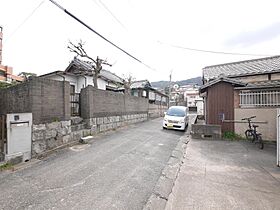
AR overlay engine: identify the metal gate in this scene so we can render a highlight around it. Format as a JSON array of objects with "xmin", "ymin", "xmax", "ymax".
[
  {"xmin": 0, "ymin": 115, "xmax": 7, "ymax": 161},
  {"xmin": 277, "ymin": 109, "xmax": 280, "ymax": 166},
  {"xmin": 70, "ymin": 93, "xmax": 80, "ymax": 116}
]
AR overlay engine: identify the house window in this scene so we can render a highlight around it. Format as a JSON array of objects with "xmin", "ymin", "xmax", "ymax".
[
  {"xmin": 239, "ymin": 90, "xmax": 280, "ymax": 107},
  {"xmin": 142, "ymin": 90, "xmax": 147, "ymax": 97}
]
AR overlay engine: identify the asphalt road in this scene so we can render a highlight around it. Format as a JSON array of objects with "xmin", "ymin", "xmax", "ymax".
[{"xmin": 0, "ymin": 118, "xmax": 185, "ymax": 210}]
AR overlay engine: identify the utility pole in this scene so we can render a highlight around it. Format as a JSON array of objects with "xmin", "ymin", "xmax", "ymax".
[{"xmin": 168, "ymin": 70, "xmax": 172, "ymax": 108}]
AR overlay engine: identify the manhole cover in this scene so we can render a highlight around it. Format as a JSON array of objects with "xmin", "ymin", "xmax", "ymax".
[{"xmin": 70, "ymin": 144, "xmax": 90, "ymax": 152}]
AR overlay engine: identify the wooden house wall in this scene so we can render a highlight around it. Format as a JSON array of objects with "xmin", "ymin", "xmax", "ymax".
[{"xmin": 206, "ymin": 82, "xmax": 234, "ymax": 132}]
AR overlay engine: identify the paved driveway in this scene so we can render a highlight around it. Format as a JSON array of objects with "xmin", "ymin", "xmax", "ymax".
[
  {"xmin": 0, "ymin": 118, "xmax": 185, "ymax": 210},
  {"xmin": 166, "ymin": 139, "xmax": 280, "ymax": 210}
]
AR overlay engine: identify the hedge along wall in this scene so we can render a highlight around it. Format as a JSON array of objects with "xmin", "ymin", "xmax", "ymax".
[
  {"xmin": 0, "ymin": 77, "xmax": 71, "ymax": 124},
  {"xmin": 80, "ymin": 85, "xmax": 149, "ymax": 118}
]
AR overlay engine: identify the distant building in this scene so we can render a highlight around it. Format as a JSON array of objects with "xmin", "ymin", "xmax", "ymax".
[
  {"xmin": 0, "ymin": 26, "xmax": 23, "ymax": 83},
  {"xmin": 131, "ymin": 80, "xmax": 168, "ymax": 105},
  {"xmin": 184, "ymin": 85, "xmax": 202, "ymax": 108}
]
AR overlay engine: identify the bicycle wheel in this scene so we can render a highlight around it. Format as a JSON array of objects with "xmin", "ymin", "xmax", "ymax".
[
  {"xmin": 245, "ymin": 130, "xmax": 254, "ymax": 142},
  {"xmin": 257, "ymin": 135, "xmax": 264, "ymax": 150}
]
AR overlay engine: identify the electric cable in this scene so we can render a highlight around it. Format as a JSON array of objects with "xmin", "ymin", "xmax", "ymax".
[
  {"xmin": 48, "ymin": 0, "xmax": 157, "ymax": 72},
  {"xmin": 158, "ymin": 41, "xmax": 273, "ymax": 57},
  {"xmin": 7, "ymin": 0, "xmax": 45, "ymax": 42}
]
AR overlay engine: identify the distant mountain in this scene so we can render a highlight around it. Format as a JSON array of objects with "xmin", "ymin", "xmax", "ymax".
[{"xmin": 151, "ymin": 76, "xmax": 202, "ymax": 89}]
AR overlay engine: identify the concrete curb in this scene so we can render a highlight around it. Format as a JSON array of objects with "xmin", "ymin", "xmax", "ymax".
[{"xmin": 143, "ymin": 134, "xmax": 190, "ymax": 210}]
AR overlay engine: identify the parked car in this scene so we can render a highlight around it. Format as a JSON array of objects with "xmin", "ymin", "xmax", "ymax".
[{"xmin": 162, "ymin": 106, "xmax": 189, "ymax": 131}]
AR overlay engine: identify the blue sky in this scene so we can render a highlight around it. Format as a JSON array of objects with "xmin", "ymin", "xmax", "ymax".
[{"xmin": 1, "ymin": 0, "xmax": 280, "ymax": 82}]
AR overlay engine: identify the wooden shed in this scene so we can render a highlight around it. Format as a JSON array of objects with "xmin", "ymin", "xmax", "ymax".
[{"xmin": 200, "ymin": 77, "xmax": 246, "ymax": 133}]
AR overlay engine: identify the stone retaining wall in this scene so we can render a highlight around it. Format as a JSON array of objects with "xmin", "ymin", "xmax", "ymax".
[{"xmin": 32, "ymin": 113, "xmax": 148, "ymax": 156}]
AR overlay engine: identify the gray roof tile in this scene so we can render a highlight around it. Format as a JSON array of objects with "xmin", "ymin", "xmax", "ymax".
[
  {"xmin": 203, "ymin": 55, "xmax": 280, "ymax": 80},
  {"xmin": 66, "ymin": 57, "xmax": 124, "ymax": 84}
]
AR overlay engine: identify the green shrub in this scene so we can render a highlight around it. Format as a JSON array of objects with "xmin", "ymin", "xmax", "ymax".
[
  {"xmin": 0, "ymin": 163, "xmax": 13, "ymax": 171},
  {"xmin": 223, "ymin": 131, "xmax": 243, "ymax": 140}
]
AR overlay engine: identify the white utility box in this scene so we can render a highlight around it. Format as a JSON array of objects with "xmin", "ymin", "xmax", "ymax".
[{"xmin": 6, "ymin": 113, "xmax": 32, "ymax": 162}]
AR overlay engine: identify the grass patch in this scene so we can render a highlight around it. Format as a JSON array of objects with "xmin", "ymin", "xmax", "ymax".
[
  {"xmin": 223, "ymin": 131, "xmax": 244, "ymax": 141},
  {"xmin": 0, "ymin": 163, "xmax": 14, "ymax": 171}
]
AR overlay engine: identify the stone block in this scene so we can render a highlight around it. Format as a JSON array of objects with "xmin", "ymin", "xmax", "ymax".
[
  {"xmin": 70, "ymin": 131, "xmax": 83, "ymax": 141},
  {"xmin": 45, "ymin": 129, "xmax": 57, "ymax": 139},
  {"xmin": 32, "ymin": 131, "xmax": 45, "ymax": 141},
  {"xmin": 82, "ymin": 129, "xmax": 91, "ymax": 137},
  {"xmin": 57, "ymin": 127, "xmax": 68, "ymax": 137},
  {"xmin": 62, "ymin": 135, "xmax": 71, "ymax": 144},
  {"xmin": 97, "ymin": 117, "xmax": 104, "ymax": 125},
  {"xmin": 108, "ymin": 116, "xmax": 113, "ymax": 123},
  {"xmin": 32, "ymin": 140, "xmax": 47, "ymax": 155},
  {"xmin": 103, "ymin": 117, "xmax": 109, "ymax": 124},
  {"xmin": 90, "ymin": 125, "xmax": 98, "ymax": 135},
  {"xmin": 33, "ymin": 124, "xmax": 46, "ymax": 131},
  {"xmin": 154, "ymin": 176, "xmax": 174, "ymax": 200},
  {"xmin": 112, "ymin": 123, "xmax": 117, "ymax": 129},
  {"xmin": 107, "ymin": 123, "xmax": 113, "ymax": 130},
  {"xmin": 61, "ymin": 120, "xmax": 71, "ymax": 127},
  {"xmin": 100, "ymin": 124, "xmax": 106, "ymax": 132},
  {"xmin": 46, "ymin": 137, "xmax": 62, "ymax": 150},
  {"xmin": 91, "ymin": 118, "xmax": 96, "ymax": 125},
  {"xmin": 46, "ymin": 121, "xmax": 61, "ymax": 130}
]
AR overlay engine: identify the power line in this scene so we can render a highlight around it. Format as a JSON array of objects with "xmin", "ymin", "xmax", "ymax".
[
  {"xmin": 48, "ymin": 0, "xmax": 157, "ymax": 71},
  {"xmin": 7, "ymin": 0, "xmax": 45, "ymax": 41},
  {"xmin": 158, "ymin": 41, "xmax": 274, "ymax": 57},
  {"xmin": 95, "ymin": 0, "xmax": 127, "ymax": 30}
]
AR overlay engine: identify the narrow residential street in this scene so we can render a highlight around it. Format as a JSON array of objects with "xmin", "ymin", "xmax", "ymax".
[{"xmin": 0, "ymin": 118, "xmax": 186, "ymax": 210}]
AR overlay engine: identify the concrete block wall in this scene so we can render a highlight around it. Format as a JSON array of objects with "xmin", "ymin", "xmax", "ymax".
[
  {"xmin": 80, "ymin": 85, "xmax": 149, "ymax": 118},
  {"xmin": 0, "ymin": 81, "xmax": 31, "ymax": 114},
  {"xmin": 0, "ymin": 77, "xmax": 70, "ymax": 124},
  {"xmin": 148, "ymin": 104, "xmax": 168, "ymax": 118}
]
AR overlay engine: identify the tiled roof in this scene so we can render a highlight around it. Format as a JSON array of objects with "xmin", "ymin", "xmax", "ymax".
[
  {"xmin": 235, "ymin": 80, "xmax": 280, "ymax": 89},
  {"xmin": 203, "ymin": 55, "xmax": 280, "ymax": 80},
  {"xmin": 66, "ymin": 57, "xmax": 124, "ymax": 84},
  {"xmin": 130, "ymin": 80, "xmax": 151, "ymax": 89},
  {"xmin": 200, "ymin": 76, "xmax": 246, "ymax": 91}
]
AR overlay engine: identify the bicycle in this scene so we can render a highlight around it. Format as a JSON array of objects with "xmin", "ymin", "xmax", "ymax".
[
  {"xmin": 242, "ymin": 116, "xmax": 264, "ymax": 149},
  {"xmin": 251, "ymin": 125, "xmax": 264, "ymax": 150},
  {"xmin": 242, "ymin": 116, "xmax": 256, "ymax": 141}
]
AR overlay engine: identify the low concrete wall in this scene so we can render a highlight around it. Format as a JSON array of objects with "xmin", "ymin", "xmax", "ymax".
[
  {"xmin": 80, "ymin": 86, "xmax": 149, "ymax": 118},
  {"xmin": 32, "ymin": 113, "xmax": 148, "ymax": 156},
  {"xmin": 191, "ymin": 124, "xmax": 222, "ymax": 139},
  {"xmin": 234, "ymin": 108, "xmax": 276, "ymax": 141},
  {"xmin": 148, "ymin": 104, "xmax": 168, "ymax": 118}
]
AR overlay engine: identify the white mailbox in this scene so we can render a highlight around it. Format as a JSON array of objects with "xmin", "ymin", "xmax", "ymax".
[{"xmin": 6, "ymin": 113, "xmax": 32, "ymax": 162}]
